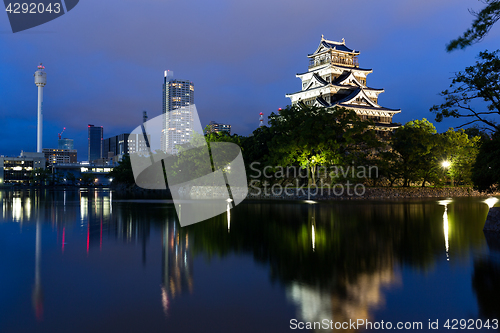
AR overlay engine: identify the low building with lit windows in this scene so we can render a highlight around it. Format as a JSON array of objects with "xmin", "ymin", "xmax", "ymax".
[
  {"xmin": 207, "ymin": 121, "xmax": 231, "ymax": 135},
  {"xmin": 42, "ymin": 148, "xmax": 77, "ymax": 165},
  {"xmin": 0, "ymin": 154, "xmax": 45, "ymax": 185}
]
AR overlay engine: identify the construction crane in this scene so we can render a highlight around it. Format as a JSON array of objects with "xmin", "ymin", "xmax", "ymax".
[{"xmin": 58, "ymin": 127, "xmax": 66, "ymax": 140}]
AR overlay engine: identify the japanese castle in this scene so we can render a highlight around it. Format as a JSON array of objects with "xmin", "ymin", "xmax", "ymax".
[{"xmin": 286, "ymin": 36, "xmax": 401, "ymax": 131}]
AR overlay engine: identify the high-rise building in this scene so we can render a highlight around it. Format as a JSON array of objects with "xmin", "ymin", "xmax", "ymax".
[
  {"xmin": 58, "ymin": 138, "xmax": 74, "ymax": 150},
  {"xmin": 162, "ymin": 71, "xmax": 195, "ymax": 154},
  {"xmin": 207, "ymin": 121, "xmax": 231, "ymax": 135},
  {"xmin": 88, "ymin": 124, "xmax": 103, "ymax": 162},
  {"xmin": 285, "ymin": 36, "xmax": 401, "ymax": 132},
  {"xmin": 103, "ymin": 133, "xmax": 150, "ymax": 160}
]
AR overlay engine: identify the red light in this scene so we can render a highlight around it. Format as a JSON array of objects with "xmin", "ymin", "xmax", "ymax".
[
  {"xmin": 278, "ymin": 108, "xmax": 282, "ymax": 111},
  {"xmin": 259, "ymin": 112, "xmax": 263, "ymax": 115}
]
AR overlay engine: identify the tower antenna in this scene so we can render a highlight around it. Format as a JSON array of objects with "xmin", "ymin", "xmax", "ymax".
[{"xmin": 34, "ymin": 63, "xmax": 46, "ymax": 153}]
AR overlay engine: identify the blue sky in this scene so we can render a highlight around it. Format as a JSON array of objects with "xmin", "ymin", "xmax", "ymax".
[{"xmin": 0, "ymin": 0, "xmax": 499, "ymax": 159}]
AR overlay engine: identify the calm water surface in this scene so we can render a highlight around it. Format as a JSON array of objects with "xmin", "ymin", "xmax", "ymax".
[{"xmin": 0, "ymin": 189, "xmax": 499, "ymax": 332}]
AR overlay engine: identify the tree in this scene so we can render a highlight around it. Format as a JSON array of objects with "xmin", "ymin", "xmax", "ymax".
[
  {"xmin": 267, "ymin": 105, "xmax": 379, "ymax": 185},
  {"xmin": 472, "ymin": 132, "xmax": 500, "ymax": 191},
  {"xmin": 80, "ymin": 173, "xmax": 95, "ymax": 186},
  {"xmin": 391, "ymin": 119, "xmax": 439, "ymax": 187},
  {"xmin": 430, "ymin": 50, "xmax": 500, "ymax": 132},
  {"xmin": 108, "ymin": 154, "xmax": 135, "ymax": 186},
  {"xmin": 66, "ymin": 172, "xmax": 76, "ymax": 185},
  {"xmin": 464, "ymin": 126, "xmax": 491, "ymax": 141},
  {"xmin": 241, "ymin": 126, "xmax": 273, "ymax": 182},
  {"xmin": 440, "ymin": 128, "xmax": 481, "ymax": 185},
  {"xmin": 447, "ymin": 0, "xmax": 500, "ymax": 51},
  {"xmin": 30, "ymin": 167, "xmax": 51, "ymax": 185}
]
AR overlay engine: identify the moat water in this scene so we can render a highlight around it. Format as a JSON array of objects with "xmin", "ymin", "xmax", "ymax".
[{"xmin": 0, "ymin": 189, "xmax": 498, "ymax": 332}]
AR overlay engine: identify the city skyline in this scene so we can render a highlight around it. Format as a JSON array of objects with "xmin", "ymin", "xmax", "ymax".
[{"xmin": 1, "ymin": 0, "xmax": 499, "ymax": 158}]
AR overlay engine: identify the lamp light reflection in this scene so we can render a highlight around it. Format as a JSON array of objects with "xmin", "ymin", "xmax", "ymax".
[
  {"xmin": 438, "ymin": 199, "xmax": 452, "ymax": 261},
  {"xmin": 311, "ymin": 224, "xmax": 315, "ymax": 252},
  {"xmin": 227, "ymin": 202, "xmax": 231, "ymax": 232},
  {"xmin": 484, "ymin": 197, "xmax": 499, "ymax": 208}
]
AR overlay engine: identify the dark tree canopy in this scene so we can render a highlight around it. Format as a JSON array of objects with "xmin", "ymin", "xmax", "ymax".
[
  {"xmin": 447, "ymin": 0, "xmax": 500, "ymax": 51},
  {"xmin": 430, "ymin": 50, "xmax": 500, "ymax": 131},
  {"xmin": 472, "ymin": 132, "xmax": 500, "ymax": 191}
]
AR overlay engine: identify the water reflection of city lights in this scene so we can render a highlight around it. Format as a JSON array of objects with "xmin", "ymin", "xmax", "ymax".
[
  {"xmin": 103, "ymin": 197, "xmax": 110, "ymax": 219},
  {"xmin": 484, "ymin": 197, "xmax": 499, "ymax": 208},
  {"xmin": 25, "ymin": 197, "xmax": 31, "ymax": 220},
  {"xmin": 161, "ymin": 287, "xmax": 169, "ymax": 315},
  {"xmin": 305, "ymin": 200, "xmax": 317, "ymax": 204},
  {"xmin": 80, "ymin": 196, "xmax": 88, "ymax": 222},
  {"xmin": 12, "ymin": 197, "xmax": 22, "ymax": 222}
]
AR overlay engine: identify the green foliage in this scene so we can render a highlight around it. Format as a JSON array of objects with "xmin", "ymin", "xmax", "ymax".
[
  {"xmin": 80, "ymin": 173, "xmax": 95, "ymax": 186},
  {"xmin": 441, "ymin": 128, "xmax": 481, "ymax": 185},
  {"xmin": 464, "ymin": 126, "xmax": 491, "ymax": 142},
  {"xmin": 108, "ymin": 155, "xmax": 135, "ymax": 185},
  {"xmin": 266, "ymin": 105, "xmax": 379, "ymax": 184},
  {"xmin": 162, "ymin": 130, "xmax": 246, "ymax": 186},
  {"xmin": 447, "ymin": 0, "xmax": 500, "ymax": 51},
  {"xmin": 30, "ymin": 167, "xmax": 51, "ymax": 185},
  {"xmin": 382, "ymin": 120, "xmax": 481, "ymax": 187},
  {"xmin": 430, "ymin": 50, "xmax": 500, "ymax": 131},
  {"xmin": 391, "ymin": 119, "xmax": 438, "ymax": 187},
  {"xmin": 241, "ymin": 126, "xmax": 273, "ymax": 180},
  {"xmin": 66, "ymin": 172, "xmax": 76, "ymax": 185},
  {"xmin": 472, "ymin": 133, "xmax": 500, "ymax": 191},
  {"xmin": 103, "ymin": 110, "xmax": 484, "ymax": 189}
]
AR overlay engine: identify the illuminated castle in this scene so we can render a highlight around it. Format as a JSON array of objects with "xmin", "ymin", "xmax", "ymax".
[{"xmin": 286, "ymin": 36, "xmax": 401, "ymax": 131}]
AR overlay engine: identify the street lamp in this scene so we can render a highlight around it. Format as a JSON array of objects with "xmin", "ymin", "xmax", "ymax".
[{"xmin": 441, "ymin": 160, "xmax": 452, "ymax": 186}]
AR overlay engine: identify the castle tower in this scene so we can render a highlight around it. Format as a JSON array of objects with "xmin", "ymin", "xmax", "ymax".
[{"xmin": 285, "ymin": 36, "xmax": 401, "ymax": 131}]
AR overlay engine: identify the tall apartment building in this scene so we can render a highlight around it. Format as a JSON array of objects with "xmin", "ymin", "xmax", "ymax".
[
  {"xmin": 88, "ymin": 124, "xmax": 103, "ymax": 162},
  {"xmin": 103, "ymin": 133, "xmax": 149, "ymax": 160},
  {"xmin": 162, "ymin": 70, "xmax": 195, "ymax": 154}
]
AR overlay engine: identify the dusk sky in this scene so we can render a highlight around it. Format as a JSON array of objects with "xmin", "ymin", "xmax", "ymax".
[{"xmin": 1, "ymin": 0, "xmax": 499, "ymax": 160}]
